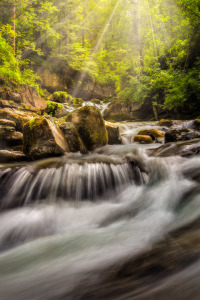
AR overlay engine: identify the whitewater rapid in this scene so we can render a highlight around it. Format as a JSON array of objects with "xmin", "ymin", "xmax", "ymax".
[{"xmin": 0, "ymin": 123, "xmax": 200, "ymax": 300}]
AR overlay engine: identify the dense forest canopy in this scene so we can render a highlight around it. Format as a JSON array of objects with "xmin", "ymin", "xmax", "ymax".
[{"xmin": 0, "ymin": 0, "xmax": 200, "ymax": 115}]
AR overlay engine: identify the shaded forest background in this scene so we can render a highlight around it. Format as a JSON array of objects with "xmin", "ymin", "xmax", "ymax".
[{"xmin": 0, "ymin": 0, "xmax": 200, "ymax": 117}]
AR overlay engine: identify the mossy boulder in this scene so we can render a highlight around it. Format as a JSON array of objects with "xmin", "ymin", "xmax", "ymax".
[
  {"xmin": 66, "ymin": 106, "xmax": 108, "ymax": 151},
  {"xmin": 105, "ymin": 122, "xmax": 121, "ymax": 145},
  {"xmin": 53, "ymin": 91, "xmax": 68, "ymax": 103},
  {"xmin": 23, "ymin": 117, "xmax": 69, "ymax": 160},
  {"xmin": 194, "ymin": 119, "xmax": 200, "ymax": 130},
  {"xmin": 59, "ymin": 122, "xmax": 87, "ymax": 153},
  {"xmin": 138, "ymin": 129, "xmax": 165, "ymax": 139},
  {"xmin": 134, "ymin": 135, "xmax": 153, "ymax": 144},
  {"xmin": 158, "ymin": 119, "xmax": 173, "ymax": 127},
  {"xmin": 45, "ymin": 101, "xmax": 62, "ymax": 116}
]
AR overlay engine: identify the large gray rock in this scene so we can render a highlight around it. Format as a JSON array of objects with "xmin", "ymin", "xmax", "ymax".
[
  {"xmin": 105, "ymin": 122, "xmax": 121, "ymax": 144},
  {"xmin": 165, "ymin": 126, "xmax": 200, "ymax": 143},
  {"xmin": 66, "ymin": 106, "xmax": 108, "ymax": 151},
  {"xmin": 23, "ymin": 117, "xmax": 69, "ymax": 160}
]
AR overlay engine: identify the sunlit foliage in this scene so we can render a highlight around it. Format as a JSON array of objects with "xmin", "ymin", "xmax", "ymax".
[{"xmin": 0, "ymin": 0, "xmax": 200, "ymax": 114}]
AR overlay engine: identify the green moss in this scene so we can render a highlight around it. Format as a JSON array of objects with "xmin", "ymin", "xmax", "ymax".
[
  {"xmin": 21, "ymin": 103, "xmax": 29, "ymax": 110},
  {"xmin": 53, "ymin": 91, "xmax": 68, "ymax": 103},
  {"xmin": 194, "ymin": 119, "xmax": 200, "ymax": 126},
  {"xmin": 29, "ymin": 117, "xmax": 47, "ymax": 131},
  {"xmin": 46, "ymin": 101, "xmax": 62, "ymax": 116},
  {"xmin": 158, "ymin": 119, "xmax": 173, "ymax": 127},
  {"xmin": 72, "ymin": 98, "xmax": 83, "ymax": 107},
  {"xmin": 134, "ymin": 135, "xmax": 153, "ymax": 144},
  {"xmin": 29, "ymin": 118, "xmax": 37, "ymax": 131},
  {"xmin": 138, "ymin": 129, "xmax": 165, "ymax": 138}
]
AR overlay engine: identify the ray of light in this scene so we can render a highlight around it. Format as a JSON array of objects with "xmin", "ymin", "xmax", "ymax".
[
  {"xmin": 72, "ymin": 0, "xmax": 121, "ymax": 98},
  {"xmin": 147, "ymin": 0, "xmax": 158, "ymax": 58},
  {"xmin": 19, "ymin": 0, "xmax": 103, "ymax": 59}
]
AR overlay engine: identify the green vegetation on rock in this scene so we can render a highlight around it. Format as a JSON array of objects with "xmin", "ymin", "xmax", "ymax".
[
  {"xmin": 53, "ymin": 91, "xmax": 68, "ymax": 103},
  {"xmin": 134, "ymin": 135, "xmax": 153, "ymax": 144}
]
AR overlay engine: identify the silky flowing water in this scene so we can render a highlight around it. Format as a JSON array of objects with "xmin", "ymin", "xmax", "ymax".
[{"xmin": 0, "ymin": 122, "xmax": 200, "ymax": 300}]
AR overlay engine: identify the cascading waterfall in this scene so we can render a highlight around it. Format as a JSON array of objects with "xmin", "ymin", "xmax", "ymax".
[
  {"xmin": 0, "ymin": 155, "xmax": 145, "ymax": 209},
  {"xmin": 0, "ymin": 134, "xmax": 200, "ymax": 299}
]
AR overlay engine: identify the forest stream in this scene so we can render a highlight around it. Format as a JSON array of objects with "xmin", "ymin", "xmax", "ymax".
[{"xmin": 0, "ymin": 121, "xmax": 200, "ymax": 300}]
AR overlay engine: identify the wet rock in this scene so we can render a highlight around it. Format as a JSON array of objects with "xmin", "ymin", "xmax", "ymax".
[
  {"xmin": 23, "ymin": 117, "xmax": 69, "ymax": 160},
  {"xmin": 158, "ymin": 119, "xmax": 173, "ymax": 127},
  {"xmin": 0, "ymin": 108, "xmax": 37, "ymax": 132},
  {"xmin": 138, "ymin": 129, "xmax": 164, "ymax": 142},
  {"xmin": 66, "ymin": 106, "xmax": 108, "ymax": 151},
  {"xmin": 134, "ymin": 135, "xmax": 153, "ymax": 144},
  {"xmin": 149, "ymin": 139, "xmax": 200, "ymax": 157},
  {"xmin": 0, "ymin": 150, "xmax": 26, "ymax": 162},
  {"xmin": 165, "ymin": 126, "xmax": 189, "ymax": 143},
  {"xmin": 59, "ymin": 122, "xmax": 87, "ymax": 153},
  {"xmin": 105, "ymin": 122, "xmax": 121, "ymax": 145},
  {"xmin": 165, "ymin": 126, "xmax": 200, "ymax": 143}
]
